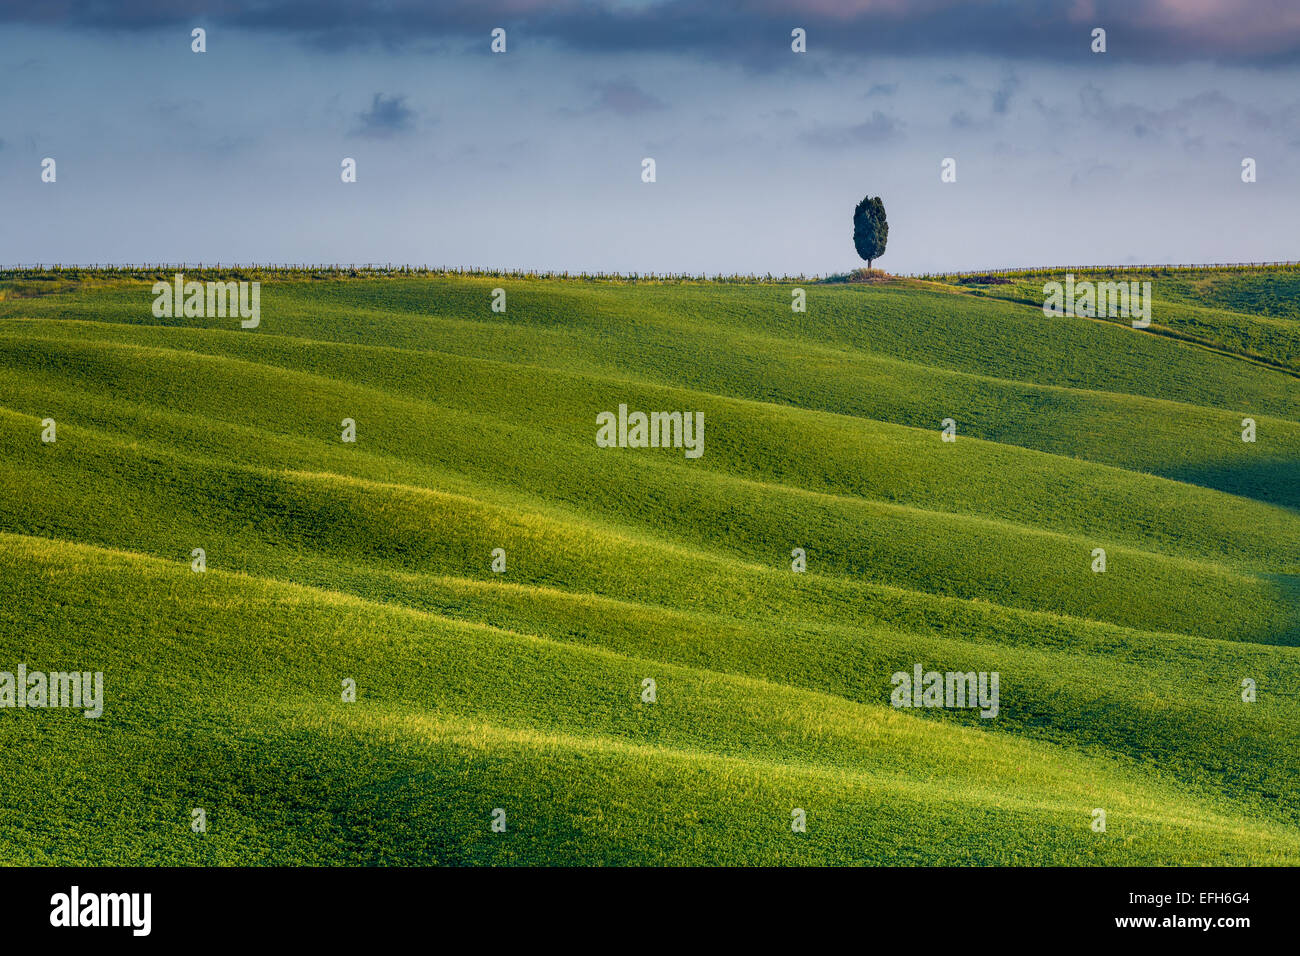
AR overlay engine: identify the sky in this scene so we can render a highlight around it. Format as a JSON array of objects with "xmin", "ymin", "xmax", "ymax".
[{"xmin": 1, "ymin": 0, "xmax": 1298, "ymax": 274}]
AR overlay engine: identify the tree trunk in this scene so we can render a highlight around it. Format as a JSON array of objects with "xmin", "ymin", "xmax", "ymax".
[{"xmin": 868, "ymin": 259, "xmax": 873, "ymax": 269}]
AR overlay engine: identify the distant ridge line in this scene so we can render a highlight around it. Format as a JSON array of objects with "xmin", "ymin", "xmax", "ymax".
[
  {"xmin": 916, "ymin": 261, "xmax": 1300, "ymax": 279},
  {"xmin": 1, "ymin": 261, "xmax": 1297, "ymax": 282}
]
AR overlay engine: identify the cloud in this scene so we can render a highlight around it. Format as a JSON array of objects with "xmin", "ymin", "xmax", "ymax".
[
  {"xmin": 991, "ymin": 69, "xmax": 1020, "ymax": 114},
  {"xmin": 805, "ymin": 110, "xmax": 903, "ymax": 148},
  {"xmin": 1081, "ymin": 85, "xmax": 1228, "ymax": 130},
  {"xmin": 556, "ymin": 78, "xmax": 668, "ymax": 118},
  {"xmin": 865, "ymin": 82, "xmax": 898, "ymax": 97},
  {"xmin": 1068, "ymin": 159, "xmax": 1124, "ymax": 189},
  {"xmin": 149, "ymin": 98, "xmax": 203, "ymax": 127},
  {"xmin": 1073, "ymin": 84, "xmax": 1300, "ymax": 152},
  {"xmin": 10, "ymin": 1, "xmax": 1300, "ymax": 64},
  {"xmin": 588, "ymin": 78, "xmax": 668, "ymax": 116},
  {"xmin": 352, "ymin": 93, "xmax": 416, "ymax": 138}
]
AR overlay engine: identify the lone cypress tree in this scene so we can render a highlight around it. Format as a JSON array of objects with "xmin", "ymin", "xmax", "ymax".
[{"xmin": 853, "ymin": 195, "xmax": 888, "ymax": 270}]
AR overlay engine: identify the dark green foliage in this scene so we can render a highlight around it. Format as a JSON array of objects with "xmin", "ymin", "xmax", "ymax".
[{"xmin": 853, "ymin": 195, "xmax": 888, "ymax": 268}]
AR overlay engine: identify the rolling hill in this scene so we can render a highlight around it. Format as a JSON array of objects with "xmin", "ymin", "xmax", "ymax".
[{"xmin": 0, "ymin": 265, "xmax": 1296, "ymax": 864}]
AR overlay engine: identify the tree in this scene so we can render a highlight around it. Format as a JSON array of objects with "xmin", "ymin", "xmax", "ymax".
[{"xmin": 853, "ymin": 195, "xmax": 888, "ymax": 269}]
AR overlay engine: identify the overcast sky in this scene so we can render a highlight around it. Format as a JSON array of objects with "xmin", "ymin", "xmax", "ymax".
[{"xmin": 1, "ymin": 1, "xmax": 1297, "ymax": 274}]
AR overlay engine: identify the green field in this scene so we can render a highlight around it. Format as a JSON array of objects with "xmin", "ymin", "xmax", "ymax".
[{"xmin": 0, "ymin": 265, "xmax": 1297, "ymax": 865}]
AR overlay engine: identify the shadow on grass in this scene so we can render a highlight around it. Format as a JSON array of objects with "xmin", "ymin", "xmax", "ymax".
[
  {"xmin": 1166, "ymin": 456, "xmax": 1300, "ymax": 512},
  {"xmin": 1164, "ymin": 456, "xmax": 1300, "ymax": 645}
]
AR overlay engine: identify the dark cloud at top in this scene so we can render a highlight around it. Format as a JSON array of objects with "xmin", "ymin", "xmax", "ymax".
[{"xmin": 6, "ymin": 1, "xmax": 1300, "ymax": 65}]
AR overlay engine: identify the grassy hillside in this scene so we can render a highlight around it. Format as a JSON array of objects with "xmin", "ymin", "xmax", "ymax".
[{"xmin": 0, "ymin": 266, "xmax": 1297, "ymax": 865}]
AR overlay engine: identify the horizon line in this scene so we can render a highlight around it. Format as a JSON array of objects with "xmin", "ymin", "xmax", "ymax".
[{"xmin": 3, "ymin": 261, "xmax": 1299, "ymax": 281}]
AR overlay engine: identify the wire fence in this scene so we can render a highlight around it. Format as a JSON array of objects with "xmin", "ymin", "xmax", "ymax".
[{"xmin": 0, "ymin": 263, "xmax": 824, "ymax": 283}]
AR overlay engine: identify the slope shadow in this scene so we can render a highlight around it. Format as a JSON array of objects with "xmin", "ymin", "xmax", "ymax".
[{"xmin": 1165, "ymin": 456, "xmax": 1300, "ymax": 513}]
